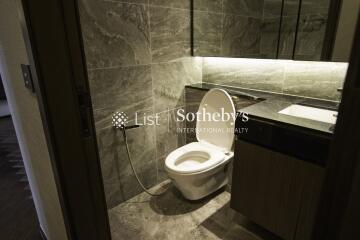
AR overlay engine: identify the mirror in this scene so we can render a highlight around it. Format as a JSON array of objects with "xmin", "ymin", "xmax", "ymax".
[{"xmin": 192, "ymin": 0, "xmax": 359, "ymax": 62}]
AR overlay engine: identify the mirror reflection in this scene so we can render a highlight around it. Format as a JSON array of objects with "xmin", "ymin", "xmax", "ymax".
[{"xmin": 192, "ymin": 0, "xmax": 358, "ymax": 62}]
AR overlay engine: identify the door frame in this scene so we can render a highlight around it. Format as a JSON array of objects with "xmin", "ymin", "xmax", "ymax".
[
  {"xmin": 17, "ymin": 0, "xmax": 111, "ymax": 239},
  {"xmin": 313, "ymin": 14, "xmax": 360, "ymax": 240}
]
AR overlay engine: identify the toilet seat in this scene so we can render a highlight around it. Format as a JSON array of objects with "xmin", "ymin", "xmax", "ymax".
[
  {"xmin": 165, "ymin": 142, "xmax": 226, "ymax": 174},
  {"xmin": 164, "ymin": 88, "xmax": 236, "ymax": 200}
]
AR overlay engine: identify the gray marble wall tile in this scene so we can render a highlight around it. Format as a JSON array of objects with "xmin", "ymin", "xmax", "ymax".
[
  {"xmin": 150, "ymin": 7, "xmax": 191, "ymax": 62},
  {"xmin": 223, "ymin": 0, "xmax": 264, "ymax": 18},
  {"xmin": 193, "ymin": 11, "xmax": 222, "ymax": 56},
  {"xmin": 149, "ymin": 0, "xmax": 190, "ymax": 9},
  {"xmin": 300, "ymin": 0, "xmax": 331, "ymax": 15},
  {"xmin": 284, "ymin": 0, "xmax": 301, "ymax": 16},
  {"xmin": 81, "ymin": 0, "xmax": 206, "ymax": 209},
  {"xmin": 193, "ymin": 0, "xmax": 223, "ymax": 12},
  {"xmin": 222, "ymin": 15, "xmax": 261, "ymax": 57},
  {"xmin": 96, "ymin": 124, "xmax": 157, "ymax": 208},
  {"xmin": 277, "ymin": 16, "xmax": 297, "ymax": 59},
  {"xmin": 152, "ymin": 58, "xmax": 202, "ymax": 112},
  {"xmin": 294, "ymin": 14, "xmax": 327, "ymax": 60},
  {"xmin": 283, "ymin": 62, "xmax": 347, "ymax": 100},
  {"xmin": 263, "ymin": 0, "xmax": 299, "ymax": 18},
  {"xmin": 79, "ymin": 0, "xmax": 151, "ymax": 68},
  {"xmin": 260, "ymin": 17, "xmax": 281, "ymax": 58},
  {"xmin": 203, "ymin": 58, "xmax": 284, "ymax": 92},
  {"xmin": 202, "ymin": 58, "xmax": 348, "ymax": 101},
  {"xmin": 88, "ymin": 65, "xmax": 153, "ymax": 121},
  {"xmin": 263, "ymin": 0, "xmax": 283, "ymax": 18}
]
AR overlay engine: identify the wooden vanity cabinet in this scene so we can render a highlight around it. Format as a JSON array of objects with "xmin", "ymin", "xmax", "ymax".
[{"xmin": 231, "ymin": 140, "xmax": 325, "ymax": 240}]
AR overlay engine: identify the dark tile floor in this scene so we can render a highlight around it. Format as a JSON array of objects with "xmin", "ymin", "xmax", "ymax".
[
  {"xmin": 0, "ymin": 117, "xmax": 41, "ymax": 240},
  {"xmin": 109, "ymin": 181, "xmax": 282, "ymax": 240}
]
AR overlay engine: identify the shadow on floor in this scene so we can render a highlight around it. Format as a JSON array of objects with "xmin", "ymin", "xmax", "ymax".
[
  {"xmin": 200, "ymin": 203, "xmax": 282, "ymax": 240},
  {"xmin": 149, "ymin": 182, "xmax": 226, "ymax": 216},
  {"xmin": 0, "ymin": 117, "xmax": 41, "ymax": 240}
]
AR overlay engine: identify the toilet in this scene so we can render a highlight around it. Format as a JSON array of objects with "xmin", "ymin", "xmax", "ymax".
[{"xmin": 165, "ymin": 88, "xmax": 235, "ymax": 200}]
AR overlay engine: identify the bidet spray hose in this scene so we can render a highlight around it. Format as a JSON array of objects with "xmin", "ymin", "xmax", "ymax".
[{"xmin": 121, "ymin": 125, "xmax": 168, "ymax": 197}]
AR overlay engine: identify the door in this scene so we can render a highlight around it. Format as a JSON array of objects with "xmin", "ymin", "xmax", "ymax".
[{"xmin": 17, "ymin": 0, "xmax": 111, "ymax": 239}]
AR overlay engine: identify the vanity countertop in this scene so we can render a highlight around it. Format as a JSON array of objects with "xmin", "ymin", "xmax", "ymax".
[{"xmin": 186, "ymin": 83, "xmax": 338, "ymax": 136}]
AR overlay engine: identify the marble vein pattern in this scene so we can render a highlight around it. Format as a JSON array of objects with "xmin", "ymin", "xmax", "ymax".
[
  {"xmin": 149, "ymin": 0, "xmax": 190, "ymax": 9},
  {"xmin": 202, "ymin": 58, "xmax": 348, "ymax": 101},
  {"xmin": 223, "ymin": 0, "xmax": 264, "ymax": 18},
  {"xmin": 109, "ymin": 182, "xmax": 281, "ymax": 240},
  {"xmin": 87, "ymin": 65, "xmax": 155, "ymax": 208},
  {"xmin": 152, "ymin": 58, "xmax": 202, "ymax": 113},
  {"xmin": 263, "ymin": 0, "xmax": 283, "ymax": 18},
  {"xmin": 222, "ymin": 15, "xmax": 261, "ymax": 57},
  {"xmin": 300, "ymin": 0, "xmax": 331, "ymax": 15},
  {"xmin": 79, "ymin": 0, "xmax": 151, "ymax": 68},
  {"xmin": 193, "ymin": 11, "xmax": 222, "ymax": 56},
  {"xmin": 203, "ymin": 58, "xmax": 284, "ymax": 93},
  {"xmin": 282, "ymin": 0, "xmax": 301, "ymax": 16},
  {"xmin": 282, "ymin": 62, "xmax": 347, "ymax": 101},
  {"xmin": 150, "ymin": 6, "xmax": 191, "ymax": 62},
  {"xmin": 294, "ymin": 14, "xmax": 328, "ymax": 60},
  {"xmin": 260, "ymin": 17, "xmax": 281, "ymax": 59},
  {"xmin": 193, "ymin": 0, "xmax": 285, "ymax": 59},
  {"xmin": 96, "ymin": 124, "xmax": 157, "ymax": 208},
  {"xmin": 193, "ymin": 0, "xmax": 223, "ymax": 12},
  {"xmin": 88, "ymin": 65, "xmax": 153, "ymax": 124},
  {"xmin": 277, "ymin": 16, "xmax": 298, "ymax": 59},
  {"xmin": 80, "ymin": 0, "xmax": 203, "ymax": 209}
]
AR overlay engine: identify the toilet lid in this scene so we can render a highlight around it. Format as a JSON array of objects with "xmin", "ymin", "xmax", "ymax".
[{"xmin": 196, "ymin": 89, "xmax": 236, "ymax": 151}]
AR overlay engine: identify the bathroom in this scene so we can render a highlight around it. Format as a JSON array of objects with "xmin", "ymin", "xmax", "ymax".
[
  {"xmin": 75, "ymin": 0, "xmax": 358, "ymax": 239},
  {"xmin": 0, "ymin": 0, "xmax": 359, "ymax": 239},
  {"xmin": 76, "ymin": 0, "xmax": 356, "ymax": 239}
]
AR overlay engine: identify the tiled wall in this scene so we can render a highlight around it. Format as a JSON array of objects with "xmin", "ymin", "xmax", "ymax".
[
  {"xmin": 79, "ymin": 0, "xmax": 202, "ymax": 209},
  {"xmin": 202, "ymin": 58, "xmax": 348, "ymax": 101},
  {"xmin": 193, "ymin": 0, "xmax": 278, "ymax": 58}
]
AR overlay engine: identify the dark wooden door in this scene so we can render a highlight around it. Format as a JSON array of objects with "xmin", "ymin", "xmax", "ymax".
[{"xmin": 17, "ymin": 0, "xmax": 111, "ymax": 239}]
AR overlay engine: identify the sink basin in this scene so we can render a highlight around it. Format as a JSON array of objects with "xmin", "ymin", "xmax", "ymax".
[{"xmin": 278, "ymin": 104, "xmax": 337, "ymax": 124}]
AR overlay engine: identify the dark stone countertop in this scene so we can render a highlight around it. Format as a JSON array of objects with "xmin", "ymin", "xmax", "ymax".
[{"xmin": 186, "ymin": 83, "xmax": 338, "ymax": 135}]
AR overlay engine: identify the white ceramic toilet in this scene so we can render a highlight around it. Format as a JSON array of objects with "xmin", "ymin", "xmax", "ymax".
[{"xmin": 165, "ymin": 88, "xmax": 235, "ymax": 200}]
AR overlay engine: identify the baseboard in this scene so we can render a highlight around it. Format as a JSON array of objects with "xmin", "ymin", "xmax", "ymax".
[{"xmin": 39, "ymin": 227, "xmax": 48, "ymax": 240}]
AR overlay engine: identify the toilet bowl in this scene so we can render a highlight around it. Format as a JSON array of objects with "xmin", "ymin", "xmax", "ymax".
[{"xmin": 165, "ymin": 88, "xmax": 235, "ymax": 200}]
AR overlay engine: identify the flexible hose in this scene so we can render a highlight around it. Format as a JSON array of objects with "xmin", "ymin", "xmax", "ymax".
[{"xmin": 121, "ymin": 127, "xmax": 168, "ymax": 197}]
